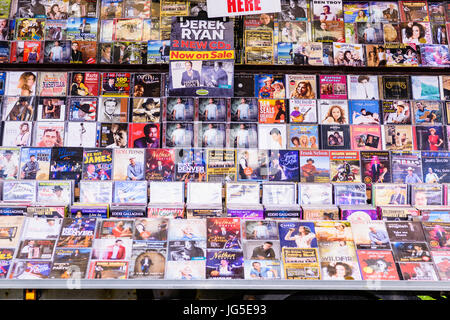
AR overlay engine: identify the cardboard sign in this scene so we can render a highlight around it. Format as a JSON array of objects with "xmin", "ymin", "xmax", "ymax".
[{"xmin": 207, "ymin": 0, "xmax": 281, "ymax": 18}]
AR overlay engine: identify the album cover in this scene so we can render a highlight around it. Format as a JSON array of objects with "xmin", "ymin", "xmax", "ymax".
[
  {"xmin": 163, "ymin": 122, "xmax": 194, "ymax": 148},
  {"xmin": 299, "ymin": 183, "xmax": 333, "ymax": 205},
  {"xmin": 349, "ymin": 100, "xmax": 381, "ymax": 125},
  {"xmin": 365, "ymin": 44, "xmax": 386, "ymax": 66},
  {"xmin": 65, "ymin": 122, "xmax": 98, "ymax": 148},
  {"xmin": 422, "ymin": 222, "xmax": 450, "ymax": 251},
  {"xmin": 333, "ymin": 183, "xmax": 366, "ymax": 206},
  {"xmin": 419, "ymin": 208, "xmax": 450, "ymax": 222},
  {"xmin": 392, "ymin": 241, "xmax": 432, "ymax": 263},
  {"xmin": 15, "ymin": 18, "xmax": 45, "ymax": 40},
  {"xmin": 258, "ymin": 124, "xmax": 287, "ymax": 150},
  {"xmin": 258, "ymin": 99, "xmax": 286, "ymax": 124},
  {"xmin": 129, "ymin": 123, "xmax": 160, "ymax": 149},
  {"xmin": 411, "ymin": 184, "xmax": 443, "ymax": 206},
  {"xmin": 128, "ymin": 241, "xmax": 166, "ymax": 279},
  {"xmin": 145, "ymin": 148, "xmax": 175, "ymax": 181},
  {"xmin": 113, "ymin": 18, "xmax": 143, "ymax": 42},
  {"xmin": 79, "ymin": 181, "xmax": 113, "ymax": 204},
  {"xmin": 205, "ymin": 250, "xmax": 244, "ymax": 279},
  {"xmin": 244, "ymin": 259, "xmax": 281, "ymax": 279},
  {"xmin": 0, "ymin": 147, "xmax": 20, "ymax": 180},
  {"xmin": 319, "ymin": 240, "xmax": 361, "ymax": 280},
  {"xmin": 19, "ymin": 147, "xmax": 51, "ymax": 180},
  {"xmin": 43, "ymin": 40, "xmax": 71, "ymax": 63},
  {"xmin": 148, "ymin": 181, "xmax": 184, "ymax": 205},
  {"xmin": 279, "ymin": 21, "xmax": 308, "ymax": 43},
  {"xmin": 0, "ymin": 248, "xmax": 15, "ymax": 279},
  {"xmin": 165, "ymin": 260, "xmax": 205, "ymax": 280},
  {"xmin": 99, "ymin": 123, "xmax": 128, "ymax": 148},
  {"xmin": 277, "ymin": 42, "xmax": 293, "ymax": 65},
  {"xmin": 254, "ymin": 74, "xmax": 285, "ymax": 99},
  {"xmin": 312, "ymin": 0, "xmax": 343, "ymax": 21},
  {"xmin": 198, "ymin": 123, "xmax": 226, "ymax": 148},
  {"xmin": 372, "ymin": 183, "xmax": 408, "ymax": 206},
  {"xmin": 415, "ymin": 125, "xmax": 447, "ymax": 151},
  {"xmin": 421, "ymin": 151, "xmax": 450, "ymax": 184},
  {"xmin": 286, "ymin": 74, "xmax": 316, "ymax": 99},
  {"xmin": 420, "ymin": 44, "xmax": 450, "ymax": 67},
  {"xmin": 360, "ymin": 150, "xmax": 391, "ymax": 185},
  {"xmin": 357, "ymin": 249, "xmax": 400, "ymax": 280},
  {"xmin": 347, "ymin": 75, "xmax": 378, "ymax": 100},
  {"xmin": 95, "ymin": 219, "xmax": 133, "ymax": 239},
  {"xmin": 174, "ymin": 148, "xmax": 206, "ymax": 183},
  {"xmin": 187, "ymin": 182, "xmax": 222, "ymax": 206},
  {"xmin": 49, "ymin": 247, "xmax": 91, "ymax": 279},
  {"xmin": 228, "ymin": 123, "xmax": 257, "ymax": 149},
  {"xmin": 91, "ymin": 237, "xmax": 133, "ymax": 261},
  {"xmin": 2, "ymin": 121, "xmax": 33, "ymax": 147},
  {"xmin": 198, "ymin": 97, "xmax": 227, "ymax": 122},
  {"xmin": 398, "ymin": 262, "xmax": 440, "ymax": 280},
  {"xmin": 68, "ymin": 97, "xmax": 97, "ymax": 121},
  {"xmin": 383, "ymin": 22, "xmax": 401, "ymax": 42},
  {"xmin": 343, "ymin": 1, "xmax": 369, "ymax": 23},
  {"xmin": 8, "ymin": 260, "xmax": 52, "ymax": 279},
  {"xmin": 131, "ymin": 73, "xmax": 162, "ymax": 98},
  {"xmin": 381, "ymin": 75, "xmax": 411, "ymax": 100},
  {"xmin": 101, "ymin": 72, "xmax": 131, "ymax": 97},
  {"xmin": 50, "ymin": 147, "xmax": 83, "ymax": 181},
  {"xmin": 44, "ymin": 19, "xmax": 67, "ymax": 41},
  {"xmin": 36, "ymin": 97, "xmax": 66, "ymax": 122},
  {"xmin": 332, "ymin": 42, "xmax": 365, "ymax": 66},
  {"xmin": 329, "ymin": 150, "xmax": 361, "ymax": 183},
  {"xmin": 391, "ymin": 150, "xmax": 423, "ymax": 184},
  {"xmin": 431, "ymin": 251, "xmax": 450, "ymax": 281},
  {"xmin": 312, "ymin": 20, "xmax": 345, "ymax": 42},
  {"xmin": 399, "ymin": 1, "xmax": 429, "ymax": 22},
  {"xmin": 292, "ymin": 42, "xmax": 325, "ymax": 66},
  {"xmin": 382, "ymin": 100, "xmax": 411, "ymax": 124},
  {"xmin": 350, "ymin": 125, "xmax": 382, "ymax": 150},
  {"xmin": 440, "ymin": 76, "xmax": 450, "ymax": 100},
  {"xmin": 233, "ymin": 73, "xmax": 254, "ymax": 97},
  {"xmin": 381, "ymin": 125, "xmax": 413, "ymax": 151},
  {"xmin": 411, "ymin": 76, "xmax": 440, "ymax": 100},
  {"xmin": 147, "ymin": 40, "xmax": 170, "ymax": 63},
  {"xmin": 168, "ymin": 239, "xmax": 205, "ymax": 261},
  {"xmin": 5, "ymin": 71, "xmax": 37, "ymax": 96},
  {"xmin": 289, "ymin": 125, "xmax": 319, "ymax": 150},
  {"xmin": 112, "ymin": 148, "xmax": 145, "ymax": 181},
  {"xmin": 16, "ymin": 239, "xmax": 56, "ymax": 260},
  {"xmin": 351, "ymin": 220, "xmax": 391, "ymax": 249},
  {"xmin": 243, "ymin": 239, "xmax": 281, "ymax": 261},
  {"xmin": 97, "ymin": 97, "xmax": 128, "ymax": 123},
  {"xmin": 288, "ymin": 100, "xmax": 318, "ymax": 126},
  {"xmin": 262, "ymin": 182, "xmax": 296, "ymax": 206},
  {"xmin": 412, "ymin": 101, "xmax": 443, "ymax": 126},
  {"xmin": 369, "ymin": 1, "xmax": 399, "ymax": 22},
  {"xmin": 319, "ymin": 124, "xmax": 351, "ymax": 150},
  {"xmin": 10, "ymin": 40, "xmax": 43, "ymax": 63},
  {"xmin": 2, "ymin": 96, "xmax": 36, "ymax": 121},
  {"xmin": 33, "ymin": 121, "xmax": 65, "ymax": 148},
  {"xmin": 267, "ymin": 150, "xmax": 299, "ymax": 182},
  {"xmin": 319, "ymin": 74, "xmax": 347, "ymax": 99},
  {"xmin": 0, "ymin": 40, "xmax": 9, "ymax": 62},
  {"xmin": 385, "ymin": 221, "xmax": 426, "ymax": 242},
  {"xmin": 0, "ymin": 216, "xmax": 25, "ymax": 249},
  {"xmin": 2, "ymin": 180, "xmax": 36, "ymax": 203},
  {"xmin": 168, "ymin": 219, "xmax": 206, "ymax": 241},
  {"xmin": 87, "ymin": 260, "xmax": 129, "ymax": 279}
]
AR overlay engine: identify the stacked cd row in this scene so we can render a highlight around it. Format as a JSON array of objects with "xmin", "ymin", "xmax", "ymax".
[{"xmin": 0, "ymin": 216, "xmax": 449, "ymax": 281}]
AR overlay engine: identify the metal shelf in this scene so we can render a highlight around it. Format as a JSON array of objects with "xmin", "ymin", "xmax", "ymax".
[{"xmin": 1, "ymin": 279, "xmax": 449, "ymax": 291}]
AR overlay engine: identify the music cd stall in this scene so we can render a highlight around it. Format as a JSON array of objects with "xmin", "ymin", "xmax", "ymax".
[{"xmin": 0, "ymin": 0, "xmax": 449, "ymax": 294}]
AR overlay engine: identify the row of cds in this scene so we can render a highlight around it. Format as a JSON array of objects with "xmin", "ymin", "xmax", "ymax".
[
  {"xmin": 0, "ymin": 216, "xmax": 449, "ymax": 281},
  {"xmin": 1, "ymin": 178, "xmax": 450, "ymax": 209}
]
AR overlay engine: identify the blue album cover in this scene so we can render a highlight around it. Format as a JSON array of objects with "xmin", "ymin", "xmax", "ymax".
[
  {"xmin": 277, "ymin": 42, "xmax": 293, "ymax": 65},
  {"xmin": 421, "ymin": 151, "xmax": 450, "ymax": 184},
  {"xmin": 0, "ymin": 71, "xmax": 6, "ymax": 95},
  {"xmin": 206, "ymin": 250, "xmax": 244, "ymax": 279},
  {"xmin": 411, "ymin": 76, "xmax": 440, "ymax": 100},
  {"xmin": 0, "ymin": 41, "xmax": 9, "ymax": 63},
  {"xmin": 349, "ymin": 100, "xmax": 381, "ymax": 125},
  {"xmin": 268, "ymin": 150, "xmax": 299, "ymax": 182},
  {"xmin": 20, "ymin": 147, "xmax": 51, "ymax": 180},
  {"xmin": 50, "ymin": 147, "xmax": 83, "ymax": 181},
  {"xmin": 66, "ymin": 18, "xmax": 98, "ymax": 41},
  {"xmin": 113, "ymin": 181, "xmax": 148, "ymax": 204},
  {"xmin": 147, "ymin": 40, "xmax": 170, "ymax": 64},
  {"xmin": 278, "ymin": 221, "xmax": 317, "ymax": 249}
]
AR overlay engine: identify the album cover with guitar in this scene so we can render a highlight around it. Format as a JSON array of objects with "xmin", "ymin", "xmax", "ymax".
[{"xmin": 288, "ymin": 99, "xmax": 317, "ymax": 123}]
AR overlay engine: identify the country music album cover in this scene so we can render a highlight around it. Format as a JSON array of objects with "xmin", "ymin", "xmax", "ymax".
[
  {"xmin": 312, "ymin": 20, "xmax": 345, "ymax": 42},
  {"xmin": 299, "ymin": 183, "xmax": 333, "ymax": 205},
  {"xmin": 79, "ymin": 181, "xmax": 113, "ymax": 204},
  {"xmin": 399, "ymin": 1, "xmax": 429, "ymax": 22},
  {"xmin": 164, "ymin": 260, "xmax": 205, "ymax": 280},
  {"xmin": 381, "ymin": 75, "xmax": 411, "ymax": 100},
  {"xmin": 277, "ymin": 42, "xmax": 293, "ymax": 65},
  {"xmin": 19, "ymin": 147, "xmax": 51, "ymax": 180},
  {"xmin": 258, "ymin": 124, "xmax": 287, "ymax": 150},
  {"xmin": 244, "ymin": 259, "xmax": 281, "ymax": 280},
  {"xmin": 113, "ymin": 181, "xmax": 147, "ymax": 204},
  {"xmin": 282, "ymin": 247, "xmax": 321, "ymax": 280},
  {"xmin": 33, "ymin": 121, "xmax": 65, "ymax": 149},
  {"xmin": 44, "ymin": 19, "xmax": 67, "ymax": 41},
  {"xmin": 5, "ymin": 71, "xmax": 37, "ymax": 96},
  {"xmin": 398, "ymin": 262, "xmax": 439, "ymax": 280},
  {"xmin": 101, "ymin": 72, "xmax": 131, "ymax": 97},
  {"xmin": 99, "ymin": 122, "xmax": 128, "ymax": 148},
  {"xmin": 243, "ymin": 239, "xmax": 281, "ymax": 261},
  {"xmin": 314, "ymin": 221, "xmax": 353, "ymax": 242},
  {"xmin": 421, "ymin": 151, "xmax": 450, "ymax": 184},
  {"xmin": 411, "ymin": 75, "xmax": 440, "ymax": 100},
  {"xmin": 113, "ymin": 18, "xmax": 143, "ymax": 42},
  {"xmin": 8, "ymin": 260, "xmax": 52, "ymax": 279},
  {"xmin": 432, "ymin": 23, "xmax": 448, "ymax": 44},
  {"xmin": 372, "ymin": 183, "xmax": 408, "ymax": 206},
  {"xmin": 198, "ymin": 123, "xmax": 226, "ymax": 148},
  {"xmin": 91, "ymin": 237, "xmax": 133, "ymax": 261},
  {"xmin": 164, "ymin": 97, "xmax": 194, "ymax": 122},
  {"xmin": 130, "ymin": 98, "xmax": 160, "ymax": 122},
  {"xmin": 56, "ymin": 217, "xmax": 96, "ymax": 248},
  {"xmin": 319, "ymin": 74, "xmax": 347, "ymax": 99},
  {"xmin": 16, "ymin": 239, "xmax": 56, "ymax": 260},
  {"xmin": 2, "ymin": 96, "xmax": 36, "ymax": 121},
  {"xmin": 234, "ymin": 73, "xmax": 254, "ymax": 97},
  {"xmin": 283, "ymin": 75, "xmax": 314, "ymax": 101},
  {"xmin": 278, "ymin": 221, "xmax": 317, "ymax": 249},
  {"xmin": 351, "ymin": 220, "xmax": 391, "ymax": 249},
  {"xmin": 69, "ymin": 72, "xmax": 99, "ymax": 97},
  {"xmin": 334, "ymin": 183, "xmax": 367, "ymax": 205},
  {"xmin": 345, "ymin": 22, "xmax": 357, "ymax": 43},
  {"xmin": 348, "ymin": 100, "xmax": 380, "ymax": 125},
  {"xmin": 382, "ymin": 100, "xmax": 411, "ymax": 124},
  {"xmin": 230, "ymin": 98, "xmax": 258, "ymax": 122},
  {"xmin": 70, "ymin": 40, "xmax": 97, "ymax": 64},
  {"xmin": 128, "ymin": 123, "xmax": 160, "ymax": 149},
  {"xmin": 350, "ymin": 125, "xmax": 382, "ymax": 150},
  {"xmin": 243, "ymin": 220, "xmax": 278, "ymax": 241},
  {"xmin": 2, "ymin": 180, "xmax": 36, "ymax": 203},
  {"xmin": 113, "ymin": 41, "xmax": 146, "ymax": 64},
  {"xmin": 431, "ymin": 251, "xmax": 450, "ymax": 281},
  {"xmin": 411, "ymin": 184, "xmax": 443, "ymax": 206},
  {"xmin": 258, "ymin": 99, "xmax": 287, "ymax": 124},
  {"xmin": 129, "ymin": 241, "xmax": 166, "ymax": 279},
  {"xmin": 206, "ymin": 250, "xmax": 244, "ymax": 279},
  {"xmin": 49, "ymin": 248, "xmax": 91, "ymax": 279},
  {"xmin": 174, "ymin": 148, "xmax": 206, "ymax": 183},
  {"xmin": 332, "ymin": 42, "xmax": 365, "ymax": 66},
  {"xmin": 357, "ymin": 249, "xmax": 400, "ymax": 280},
  {"xmin": 254, "ymin": 74, "xmax": 285, "ymax": 99},
  {"xmin": 0, "ymin": 248, "xmax": 15, "ymax": 279},
  {"xmin": 329, "ymin": 150, "xmax": 361, "ymax": 183},
  {"xmin": 131, "ymin": 73, "xmax": 162, "ymax": 98},
  {"xmin": 279, "ymin": 21, "xmax": 308, "ymax": 43},
  {"xmin": 15, "ymin": 18, "xmax": 45, "ymax": 40},
  {"xmin": 291, "ymin": 42, "xmax": 325, "ymax": 66},
  {"xmin": 9, "ymin": 40, "xmax": 43, "ymax": 63},
  {"xmin": 206, "ymin": 217, "xmax": 241, "ymax": 250},
  {"xmin": 164, "ymin": 122, "xmax": 194, "ymax": 148},
  {"xmin": 319, "ymin": 240, "xmax": 362, "ymax": 280},
  {"xmin": 0, "ymin": 40, "xmax": 9, "ymax": 62},
  {"xmin": 399, "ymin": 21, "xmax": 432, "ymax": 45},
  {"xmin": 228, "ymin": 123, "xmax": 258, "ymax": 149},
  {"xmin": 420, "ymin": 44, "xmax": 450, "ymax": 67},
  {"xmin": 347, "ymin": 75, "xmax": 379, "ymax": 100},
  {"xmin": 360, "ymin": 150, "xmax": 392, "ymax": 184},
  {"xmin": 343, "ymin": 1, "xmax": 369, "ymax": 23},
  {"xmin": 318, "ymin": 99, "xmax": 349, "ymax": 125},
  {"xmin": 383, "ymin": 22, "xmax": 401, "ymax": 42},
  {"xmin": 65, "ymin": 122, "xmax": 98, "ymax": 148},
  {"xmin": 87, "ymin": 260, "xmax": 129, "ymax": 279},
  {"xmin": 365, "ymin": 44, "xmax": 386, "ymax": 66},
  {"xmin": 0, "ymin": 147, "xmax": 20, "ymax": 180},
  {"xmin": 414, "ymin": 125, "xmax": 446, "ymax": 151},
  {"xmin": 369, "ymin": 1, "xmax": 399, "ymax": 22},
  {"xmin": 145, "ymin": 148, "xmax": 175, "ymax": 181},
  {"xmin": 36, "ymin": 97, "xmax": 66, "ymax": 121},
  {"xmin": 289, "ymin": 125, "xmax": 319, "ymax": 150},
  {"xmin": 267, "ymin": 150, "xmax": 299, "ymax": 182},
  {"xmin": 168, "ymin": 219, "xmax": 206, "ymax": 242},
  {"xmin": 82, "ymin": 148, "xmax": 112, "ymax": 181},
  {"xmin": 111, "ymin": 149, "xmax": 144, "ymax": 181},
  {"xmin": 392, "ymin": 242, "xmax": 432, "ymax": 262},
  {"xmin": 168, "ymin": 240, "xmax": 206, "ymax": 261},
  {"xmin": 143, "ymin": 18, "xmax": 160, "ymax": 41},
  {"xmin": 96, "ymin": 97, "xmax": 127, "ymax": 123},
  {"xmin": 422, "ymin": 222, "xmax": 450, "ymax": 251},
  {"xmin": 0, "ymin": 216, "xmax": 25, "ymax": 248},
  {"xmin": 419, "ymin": 209, "xmax": 450, "ymax": 222},
  {"xmin": 412, "ymin": 100, "xmax": 443, "ymax": 125},
  {"xmin": 100, "ymin": 0, "xmax": 123, "ymax": 19},
  {"xmin": 391, "ymin": 150, "xmax": 422, "ymax": 184},
  {"xmin": 43, "ymin": 40, "xmax": 71, "ymax": 63},
  {"xmin": 262, "ymin": 182, "xmax": 297, "ymax": 206},
  {"xmin": 66, "ymin": 17, "xmax": 98, "ymax": 42},
  {"xmin": 99, "ymin": 20, "xmax": 114, "ymax": 42},
  {"xmin": 385, "ymin": 221, "xmax": 426, "ymax": 242},
  {"xmin": 319, "ymin": 124, "xmax": 351, "ymax": 150},
  {"xmin": 288, "ymin": 100, "xmax": 317, "ymax": 125},
  {"xmin": 440, "ymin": 76, "xmax": 450, "ymax": 100},
  {"xmin": 68, "ymin": 97, "xmax": 97, "ymax": 121},
  {"xmin": 312, "ymin": 0, "xmax": 343, "ymax": 21},
  {"xmin": 96, "ymin": 219, "xmax": 134, "ymax": 239},
  {"xmin": 133, "ymin": 218, "xmax": 169, "ymax": 242},
  {"xmin": 236, "ymin": 149, "xmax": 268, "ymax": 181},
  {"xmin": 49, "ymin": 147, "xmax": 83, "ymax": 181},
  {"xmin": 2, "ymin": 121, "xmax": 33, "ymax": 147},
  {"xmin": 198, "ymin": 97, "xmax": 227, "ymax": 122},
  {"xmin": 381, "ymin": 125, "xmax": 413, "ymax": 151},
  {"xmin": 385, "ymin": 43, "xmax": 420, "ymax": 66},
  {"xmin": 147, "ymin": 40, "xmax": 170, "ymax": 64}
]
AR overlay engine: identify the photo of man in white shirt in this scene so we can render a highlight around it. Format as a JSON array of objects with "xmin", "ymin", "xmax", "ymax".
[
  {"xmin": 171, "ymin": 123, "xmax": 187, "ymax": 147},
  {"xmin": 171, "ymin": 98, "xmax": 186, "ymax": 121}
]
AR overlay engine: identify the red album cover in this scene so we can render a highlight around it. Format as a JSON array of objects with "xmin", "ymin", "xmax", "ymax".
[
  {"xmin": 128, "ymin": 123, "xmax": 160, "ymax": 149},
  {"xmin": 357, "ymin": 249, "xmax": 400, "ymax": 280},
  {"xmin": 70, "ymin": 72, "xmax": 99, "ymax": 97},
  {"xmin": 258, "ymin": 99, "xmax": 287, "ymax": 123},
  {"xmin": 206, "ymin": 217, "xmax": 242, "ymax": 250},
  {"xmin": 145, "ymin": 148, "xmax": 175, "ymax": 181}
]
